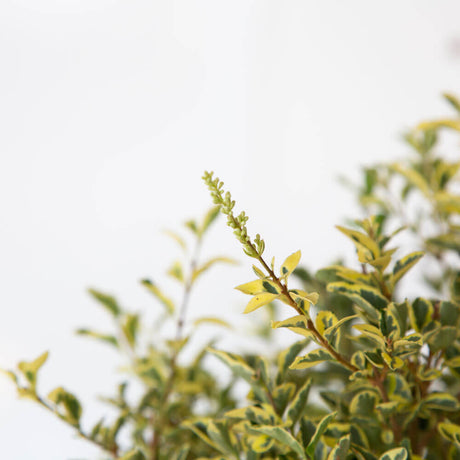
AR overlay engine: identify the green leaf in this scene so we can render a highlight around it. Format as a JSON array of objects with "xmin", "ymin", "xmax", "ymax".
[
  {"xmin": 444, "ymin": 93, "xmax": 460, "ymax": 113},
  {"xmin": 391, "ymin": 252, "xmax": 424, "ymax": 285},
  {"xmin": 200, "ymin": 206, "xmax": 221, "ymax": 235},
  {"xmin": 391, "ymin": 163, "xmax": 430, "ymax": 197},
  {"xmin": 121, "ymin": 314, "xmax": 139, "ymax": 348},
  {"xmin": 207, "ymin": 420, "xmax": 238, "ymax": 456},
  {"xmin": 249, "ymin": 425, "xmax": 307, "ymax": 459},
  {"xmin": 248, "ymin": 434, "xmax": 275, "ymax": 453},
  {"xmin": 47, "ymin": 387, "xmax": 82, "ymax": 427},
  {"xmin": 440, "ymin": 301, "xmax": 460, "ymax": 327},
  {"xmin": 424, "ymin": 326, "xmax": 457, "ymax": 351},
  {"xmin": 422, "ymin": 392, "xmax": 460, "ymax": 411},
  {"xmin": 383, "ymin": 303, "xmax": 402, "ymax": 341},
  {"xmin": 119, "ymin": 449, "xmax": 147, "ymax": 460},
  {"xmin": 286, "ymin": 377, "xmax": 312, "ymax": 426},
  {"xmin": 76, "ymin": 329, "xmax": 119, "ymax": 348},
  {"xmin": 182, "ymin": 418, "xmax": 220, "ymax": 451},
  {"xmin": 272, "ymin": 382, "xmax": 296, "ymax": 415},
  {"xmin": 378, "ymin": 447, "xmax": 407, "ymax": 460},
  {"xmin": 141, "ymin": 279, "xmax": 175, "ymax": 314},
  {"xmin": 351, "ymin": 351, "xmax": 367, "ymax": 370},
  {"xmin": 207, "ymin": 349, "xmax": 255, "ymax": 382},
  {"xmin": 324, "ymin": 315, "xmax": 358, "ymax": 343},
  {"xmin": 280, "ymin": 250, "xmax": 302, "ymax": 278},
  {"xmin": 350, "ymin": 390, "xmax": 379, "ymax": 416},
  {"xmin": 451, "ymin": 272, "xmax": 460, "ymax": 303},
  {"xmin": 88, "ymin": 289, "xmax": 121, "ymax": 317},
  {"xmin": 427, "ymin": 233, "xmax": 460, "ymax": 253},
  {"xmin": 327, "ymin": 434, "xmax": 350, "ymax": 460},
  {"xmin": 328, "ymin": 282, "xmax": 387, "ymax": 321},
  {"xmin": 167, "ymin": 260, "xmax": 184, "ymax": 282},
  {"xmin": 385, "ymin": 373, "xmax": 412, "ymax": 403},
  {"xmin": 306, "ymin": 412, "xmax": 337, "ymax": 458},
  {"xmin": 315, "ymin": 311, "xmax": 337, "ymax": 335},
  {"xmin": 171, "ymin": 445, "xmax": 190, "ymax": 460},
  {"xmin": 276, "ymin": 340, "xmax": 309, "ymax": 382},
  {"xmin": 409, "ymin": 298, "xmax": 433, "ymax": 332},
  {"xmin": 353, "ymin": 324, "xmax": 386, "ymax": 348},
  {"xmin": 290, "ymin": 348, "xmax": 334, "ymax": 370}
]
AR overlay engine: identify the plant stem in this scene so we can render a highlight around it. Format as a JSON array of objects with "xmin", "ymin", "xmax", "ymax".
[
  {"xmin": 228, "ymin": 215, "xmax": 358, "ymax": 373},
  {"xmin": 34, "ymin": 394, "xmax": 119, "ymax": 458},
  {"xmin": 149, "ymin": 235, "xmax": 202, "ymax": 460}
]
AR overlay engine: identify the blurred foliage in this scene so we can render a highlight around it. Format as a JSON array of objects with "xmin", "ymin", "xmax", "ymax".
[{"xmin": 4, "ymin": 94, "xmax": 460, "ymax": 459}]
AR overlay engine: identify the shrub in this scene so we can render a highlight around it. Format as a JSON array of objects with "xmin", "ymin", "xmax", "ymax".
[{"xmin": 4, "ymin": 94, "xmax": 460, "ymax": 460}]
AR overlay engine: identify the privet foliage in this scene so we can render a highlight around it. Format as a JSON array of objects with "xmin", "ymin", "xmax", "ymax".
[{"xmin": 4, "ymin": 93, "xmax": 460, "ymax": 460}]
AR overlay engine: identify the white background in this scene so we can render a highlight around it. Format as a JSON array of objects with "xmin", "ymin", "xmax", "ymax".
[{"xmin": 1, "ymin": 1, "xmax": 460, "ymax": 458}]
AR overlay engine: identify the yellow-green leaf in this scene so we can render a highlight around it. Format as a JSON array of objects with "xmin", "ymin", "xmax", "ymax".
[
  {"xmin": 88, "ymin": 289, "xmax": 121, "ymax": 317},
  {"xmin": 336, "ymin": 226, "xmax": 380, "ymax": 260},
  {"xmin": 141, "ymin": 279, "xmax": 175, "ymax": 314},
  {"xmin": 207, "ymin": 349, "xmax": 255, "ymax": 382},
  {"xmin": 418, "ymin": 119, "xmax": 460, "ymax": 133},
  {"xmin": 249, "ymin": 425, "xmax": 307, "ymax": 460},
  {"xmin": 192, "ymin": 256, "xmax": 238, "ymax": 282},
  {"xmin": 327, "ymin": 435, "xmax": 350, "ymax": 460},
  {"xmin": 193, "ymin": 317, "xmax": 232, "ymax": 329},
  {"xmin": 379, "ymin": 447, "xmax": 408, "ymax": 460},
  {"xmin": 391, "ymin": 251, "xmax": 424, "ymax": 286},
  {"xmin": 290, "ymin": 348, "xmax": 334, "ymax": 369},
  {"xmin": 271, "ymin": 316, "xmax": 315, "ymax": 339},
  {"xmin": 280, "ymin": 250, "xmax": 301, "ymax": 278},
  {"xmin": 244, "ymin": 293, "xmax": 279, "ymax": 314}
]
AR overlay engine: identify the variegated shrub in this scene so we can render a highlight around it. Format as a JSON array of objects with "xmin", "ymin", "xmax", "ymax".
[{"xmin": 4, "ymin": 94, "xmax": 460, "ymax": 460}]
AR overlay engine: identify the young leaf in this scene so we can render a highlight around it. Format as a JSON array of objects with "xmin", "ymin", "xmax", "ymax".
[
  {"xmin": 141, "ymin": 279, "xmax": 175, "ymax": 314},
  {"xmin": 199, "ymin": 206, "xmax": 221, "ymax": 236},
  {"xmin": 193, "ymin": 316, "xmax": 232, "ymax": 329},
  {"xmin": 280, "ymin": 250, "xmax": 301, "ymax": 278},
  {"xmin": 17, "ymin": 351, "xmax": 49, "ymax": 390},
  {"xmin": 167, "ymin": 260, "xmax": 184, "ymax": 282},
  {"xmin": 336, "ymin": 226, "xmax": 380, "ymax": 261},
  {"xmin": 163, "ymin": 229, "xmax": 187, "ymax": 251},
  {"xmin": 76, "ymin": 329, "xmax": 119, "ymax": 348},
  {"xmin": 121, "ymin": 314, "xmax": 139, "ymax": 348},
  {"xmin": 192, "ymin": 256, "xmax": 238, "ymax": 282},
  {"xmin": 88, "ymin": 289, "xmax": 121, "ymax": 317}
]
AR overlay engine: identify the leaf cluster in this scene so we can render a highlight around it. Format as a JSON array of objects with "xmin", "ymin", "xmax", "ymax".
[{"xmin": 4, "ymin": 94, "xmax": 460, "ymax": 460}]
